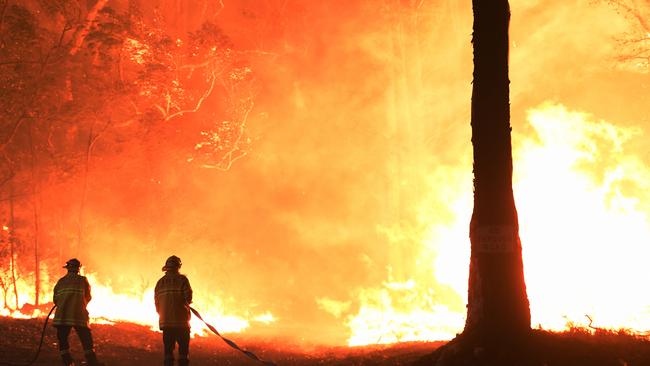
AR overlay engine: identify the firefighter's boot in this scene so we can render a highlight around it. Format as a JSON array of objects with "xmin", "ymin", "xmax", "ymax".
[
  {"xmin": 61, "ymin": 350, "xmax": 75, "ymax": 366},
  {"xmin": 84, "ymin": 350, "xmax": 105, "ymax": 366},
  {"xmin": 178, "ymin": 357, "xmax": 190, "ymax": 366}
]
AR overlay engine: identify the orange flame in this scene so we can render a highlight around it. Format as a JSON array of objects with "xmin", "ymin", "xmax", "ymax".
[
  {"xmin": 4, "ymin": 104, "xmax": 649, "ymax": 346},
  {"xmin": 340, "ymin": 103, "xmax": 650, "ymax": 345}
]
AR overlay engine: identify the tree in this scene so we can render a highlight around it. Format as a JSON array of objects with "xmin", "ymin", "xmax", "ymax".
[
  {"xmin": 606, "ymin": 0, "xmax": 650, "ymax": 69},
  {"xmin": 417, "ymin": 2, "xmax": 530, "ymax": 364},
  {"xmin": 465, "ymin": 0, "xmax": 530, "ymax": 339},
  {"xmin": 0, "ymin": 1, "xmax": 256, "ymax": 308}
]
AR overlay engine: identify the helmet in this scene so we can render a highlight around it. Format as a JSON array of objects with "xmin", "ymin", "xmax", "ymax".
[
  {"xmin": 162, "ymin": 255, "xmax": 182, "ymax": 271},
  {"xmin": 63, "ymin": 258, "xmax": 81, "ymax": 270}
]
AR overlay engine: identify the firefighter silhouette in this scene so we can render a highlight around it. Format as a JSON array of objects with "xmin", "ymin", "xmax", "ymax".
[
  {"xmin": 155, "ymin": 255, "xmax": 193, "ymax": 366},
  {"xmin": 52, "ymin": 258, "xmax": 103, "ymax": 366}
]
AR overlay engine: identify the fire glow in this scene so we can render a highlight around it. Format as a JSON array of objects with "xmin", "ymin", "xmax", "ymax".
[
  {"xmin": 338, "ymin": 103, "xmax": 650, "ymax": 345},
  {"xmin": 84, "ymin": 274, "xmax": 268, "ymax": 335},
  {"xmin": 7, "ymin": 103, "xmax": 650, "ymax": 346},
  {"xmin": 1, "ymin": 0, "xmax": 649, "ymax": 349}
]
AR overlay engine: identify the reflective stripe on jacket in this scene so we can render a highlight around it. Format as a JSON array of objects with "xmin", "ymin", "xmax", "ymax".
[
  {"xmin": 154, "ymin": 272, "xmax": 192, "ymax": 329},
  {"xmin": 52, "ymin": 273, "xmax": 91, "ymax": 327}
]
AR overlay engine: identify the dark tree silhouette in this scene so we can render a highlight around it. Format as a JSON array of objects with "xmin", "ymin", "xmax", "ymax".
[
  {"xmin": 416, "ymin": 2, "xmax": 531, "ymax": 364},
  {"xmin": 0, "ymin": 1, "xmax": 254, "ymax": 309},
  {"xmin": 465, "ymin": 0, "xmax": 530, "ymax": 338}
]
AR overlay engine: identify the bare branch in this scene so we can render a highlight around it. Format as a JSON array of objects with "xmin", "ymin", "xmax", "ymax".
[
  {"xmin": 201, "ymin": 93, "xmax": 254, "ymax": 171},
  {"xmin": 0, "ymin": 112, "xmax": 29, "ymax": 152},
  {"xmin": 0, "ymin": 170, "xmax": 14, "ymax": 189},
  {"xmin": 88, "ymin": 115, "xmax": 114, "ymax": 152},
  {"xmin": 585, "ymin": 314, "xmax": 600, "ymax": 331},
  {"xmin": 610, "ymin": 0, "xmax": 650, "ymax": 33},
  {"xmin": 69, "ymin": 0, "xmax": 110, "ymax": 56},
  {"xmin": 615, "ymin": 44, "xmax": 650, "ymax": 61},
  {"xmin": 0, "ymin": 16, "xmax": 76, "ymax": 152},
  {"xmin": 164, "ymin": 69, "xmax": 219, "ymax": 122},
  {"xmin": 152, "ymin": 103, "xmax": 165, "ymax": 117}
]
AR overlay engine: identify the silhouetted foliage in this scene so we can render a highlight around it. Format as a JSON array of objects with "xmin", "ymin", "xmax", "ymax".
[{"xmin": 0, "ymin": 0, "xmax": 255, "ymax": 305}]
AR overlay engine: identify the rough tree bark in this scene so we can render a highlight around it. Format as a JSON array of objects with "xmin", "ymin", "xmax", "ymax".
[
  {"xmin": 416, "ymin": 2, "xmax": 531, "ymax": 365},
  {"xmin": 465, "ymin": 0, "xmax": 530, "ymax": 339}
]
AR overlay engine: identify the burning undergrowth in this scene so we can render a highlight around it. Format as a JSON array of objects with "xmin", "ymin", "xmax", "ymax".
[{"xmin": 1, "ymin": 0, "xmax": 649, "ymax": 347}]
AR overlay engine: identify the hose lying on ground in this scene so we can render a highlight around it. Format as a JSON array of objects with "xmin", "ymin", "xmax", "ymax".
[
  {"xmin": 2, "ymin": 305, "xmax": 278, "ymax": 365},
  {"xmin": 0, "ymin": 305, "xmax": 56, "ymax": 366},
  {"xmin": 190, "ymin": 306, "xmax": 277, "ymax": 366}
]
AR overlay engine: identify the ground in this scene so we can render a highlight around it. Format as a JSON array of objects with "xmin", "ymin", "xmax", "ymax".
[
  {"xmin": 2, "ymin": 317, "xmax": 650, "ymax": 366},
  {"xmin": 0, "ymin": 316, "xmax": 441, "ymax": 365},
  {"xmin": 413, "ymin": 328, "xmax": 650, "ymax": 366}
]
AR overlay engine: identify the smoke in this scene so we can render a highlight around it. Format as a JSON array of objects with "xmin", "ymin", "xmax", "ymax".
[{"xmin": 19, "ymin": 0, "xmax": 649, "ymax": 345}]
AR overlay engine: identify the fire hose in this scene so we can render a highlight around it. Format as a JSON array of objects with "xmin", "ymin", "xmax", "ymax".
[
  {"xmin": 0, "ymin": 305, "xmax": 56, "ymax": 366},
  {"xmin": 1, "ymin": 305, "xmax": 277, "ymax": 366},
  {"xmin": 189, "ymin": 307, "xmax": 277, "ymax": 366}
]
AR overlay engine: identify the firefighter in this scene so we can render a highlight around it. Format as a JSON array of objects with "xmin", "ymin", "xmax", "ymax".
[
  {"xmin": 52, "ymin": 258, "xmax": 103, "ymax": 366},
  {"xmin": 155, "ymin": 255, "xmax": 193, "ymax": 366}
]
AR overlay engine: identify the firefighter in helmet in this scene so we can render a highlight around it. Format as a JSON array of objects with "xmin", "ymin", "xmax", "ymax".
[
  {"xmin": 155, "ymin": 255, "xmax": 193, "ymax": 366},
  {"xmin": 52, "ymin": 258, "xmax": 103, "ymax": 366}
]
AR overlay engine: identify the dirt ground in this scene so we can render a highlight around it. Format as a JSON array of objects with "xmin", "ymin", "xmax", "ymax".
[
  {"xmin": 3, "ymin": 317, "xmax": 650, "ymax": 366},
  {"xmin": 0, "ymin": 317, "xmax": 442, "ymax": 365}
]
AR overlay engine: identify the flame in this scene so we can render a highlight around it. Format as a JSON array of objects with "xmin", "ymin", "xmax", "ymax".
[
  {"xmin": 85, "ymin": 273, "xmax": 273, "ymax": 336},
  {"xmin": 35, "ymin": 102, "xmax": 644, "ymax": 346},
  {"xmin": 2, "ymin": 1, "xmax": 649, "ymax": 349},
  {"xmin": 1, "ymin": 269, "xmax": 274, "ymax": 337},
  {"xmin": 517, "ymin": 103, "xmax": 650, "ymax": 332},
  {"xmin": 0, "ymin": 307, "xmax": 32, "ymax": 319},
  {"xmin": 3, "ymin": 102, "xmax": 649, "ymax": 345},
  {"xmin": 341, "ymin": 102, "xmax": 650, "ymax": 345},
  {"xmin": 344, "ymin": 282, "xmax": 465, "ymax": 346}
]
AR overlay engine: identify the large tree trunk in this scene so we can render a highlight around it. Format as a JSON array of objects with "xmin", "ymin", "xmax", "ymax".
[
  {"xmin": 415, "ymin": 3, "xmax": 531, "ymax": 364},
  {"xmin": 465, "ymin": 0, "xmax": 530, "ymax": 338}
]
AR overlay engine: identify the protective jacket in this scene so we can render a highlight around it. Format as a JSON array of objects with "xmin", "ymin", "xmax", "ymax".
[
  {"xmin": 155, "ymin": 271, "xmax": 193, "ymax": 329},
  {"xmin": 52, "ymin": 273, "xmax": 92, "ymax": 327}
]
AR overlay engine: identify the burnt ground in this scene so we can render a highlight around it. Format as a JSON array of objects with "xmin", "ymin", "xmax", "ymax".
[
  {"xmin": 2, "ymin": 317, "xmax": 650, "ymax": 366},
  {"xmin": 0, "ymin": 316, "xmax": 441, "ymax": 365}
]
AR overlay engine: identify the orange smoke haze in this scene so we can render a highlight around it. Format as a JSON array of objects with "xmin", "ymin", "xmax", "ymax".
[{"xmin": 2, "ymin": 0, "xmax": 649, "ymax": 346}]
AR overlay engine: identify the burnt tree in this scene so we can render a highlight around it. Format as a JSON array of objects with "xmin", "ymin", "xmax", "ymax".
[{"xmin": 466, "ymin": 0, "xmax": 530, "ymax": 338}]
